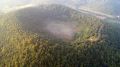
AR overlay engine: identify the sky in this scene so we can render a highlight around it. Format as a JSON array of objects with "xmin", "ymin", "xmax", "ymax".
[
  {"xmin": 0, "ymin": 0, "xmax": 51, "ymax": 13},
  {"xmin": 0, "ymin": 0, "xmax": 30, "ymax": 12},
  {"xmin": 0, "ymin": 0, "xmax": 87, "ymax": 13},
  {"xmin": 0, "ymin": 0, "xmax": 120, "ymax": 16}
]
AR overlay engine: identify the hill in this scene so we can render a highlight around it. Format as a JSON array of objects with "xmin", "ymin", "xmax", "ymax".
[
  {"xmin": 81, "ymin": 0, "xmax": 120, "ymax": 16},
  {"xmin": 0, "ymin": 4, "xmax": 120, "ymax": 67}
]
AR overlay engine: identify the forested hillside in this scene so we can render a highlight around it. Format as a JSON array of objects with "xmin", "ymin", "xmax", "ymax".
[{"xmin": 0, "ymin": 4, "xmax": 120, "ymax": 67}]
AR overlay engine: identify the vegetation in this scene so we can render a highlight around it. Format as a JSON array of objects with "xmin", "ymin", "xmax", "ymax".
[{"xmin": 0, "ymin": 4, "xmax": 120, "ymax": 67}]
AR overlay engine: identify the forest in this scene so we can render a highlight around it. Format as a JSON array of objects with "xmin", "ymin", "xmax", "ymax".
[{"xmin": 0, "ymin": 4, "xmax": 120, "ymax": 67}]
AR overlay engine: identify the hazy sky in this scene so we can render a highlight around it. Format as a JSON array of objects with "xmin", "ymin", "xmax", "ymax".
[
  {"xmin": 0, "ymin": 0, "xmax": 86, "ymax": 13},
  {"xmin": 0, "ymin": 0, "xmax": 119, "ymax": 15},
  {"xmin": 0, "ymin": 0, "xmax": 52, "ymax": 12},
  {"xmin": 0, "ymin": 0, "xmax": 30, "ymax": 12}
]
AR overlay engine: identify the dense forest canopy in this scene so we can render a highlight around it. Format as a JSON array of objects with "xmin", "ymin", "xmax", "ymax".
[{"xmin": 0, "ymin": 4, "xmax": 120, "ymax": 67}]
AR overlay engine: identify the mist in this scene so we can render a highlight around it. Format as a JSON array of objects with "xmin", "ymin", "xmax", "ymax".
[{"xmin": 45, "ymin": 21, "xmax": 77, "ymax": 40}]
